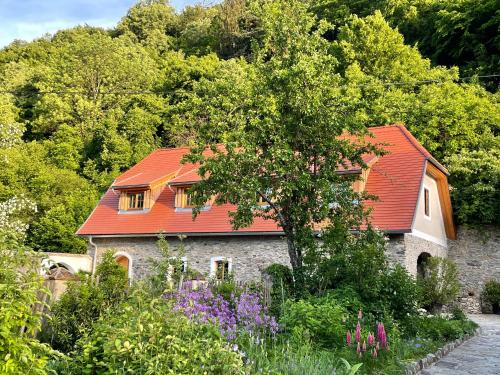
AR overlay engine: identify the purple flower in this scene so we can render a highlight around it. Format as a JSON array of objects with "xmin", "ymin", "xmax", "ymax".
[{"xmin": 165, "ymin": 285, "xmax": 279, "ymax": 340}]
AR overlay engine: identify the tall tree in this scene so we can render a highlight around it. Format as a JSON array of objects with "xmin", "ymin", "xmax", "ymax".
[{"xmin": 183, "ymin": 0, "xmax": 381, "ymax": 286}]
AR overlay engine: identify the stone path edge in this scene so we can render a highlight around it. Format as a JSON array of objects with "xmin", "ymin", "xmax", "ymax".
[{"xmin": 403, "ymin": 328, "xmax": 482, "ymax": 375}]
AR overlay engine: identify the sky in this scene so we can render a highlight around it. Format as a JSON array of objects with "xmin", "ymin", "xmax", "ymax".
[{"xmin": 0, "ymin": 0, "xmax": 202, "ymax": 48}]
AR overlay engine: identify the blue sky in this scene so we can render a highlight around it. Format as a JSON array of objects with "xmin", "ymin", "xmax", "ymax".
[{"xmin": 0, "ymin": 0, "xmax": 203, "ymax": 47}]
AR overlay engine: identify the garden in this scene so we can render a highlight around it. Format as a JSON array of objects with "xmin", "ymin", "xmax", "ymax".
[{"xmin": 4, "ymin": 233, "xmax": 478, "ymax": 375}]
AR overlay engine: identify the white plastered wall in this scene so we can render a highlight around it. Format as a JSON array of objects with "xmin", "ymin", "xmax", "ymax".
[{"xmin": 412, "ymin": 173, "xmax": 448, "ymax": 247}]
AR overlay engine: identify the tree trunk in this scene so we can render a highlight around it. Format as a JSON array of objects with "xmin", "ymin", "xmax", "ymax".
[{"xmin": 284, "ymin": 229, "xmax": 305, "ymax": 295}]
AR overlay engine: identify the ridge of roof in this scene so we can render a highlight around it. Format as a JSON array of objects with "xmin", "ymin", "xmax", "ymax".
[{"xmin": 393, "ymin": 124, "xmax": 449, "ymax": 175}]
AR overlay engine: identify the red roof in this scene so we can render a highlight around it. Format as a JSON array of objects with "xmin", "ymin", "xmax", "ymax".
[{"xmin": 77, "ymin": 124, "xmax": 443, "ymax": 236}]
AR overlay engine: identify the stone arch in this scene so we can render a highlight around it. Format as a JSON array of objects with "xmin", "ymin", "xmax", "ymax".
[
  {"xmin": 113, "ymin": 252, "xmax": 133, "ymax": 280},
  {"xmin": 416, "ymin": 252, "xmax": 432, "ymax": 278},
  {"xmin": 49, "ymin": 262, "xmax": 76, "ymax": 275}
]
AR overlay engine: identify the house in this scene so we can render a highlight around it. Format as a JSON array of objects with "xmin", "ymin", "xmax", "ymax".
[{"xmin": 76, "ymin": 124, "xmax": 456, "ymax": 282}]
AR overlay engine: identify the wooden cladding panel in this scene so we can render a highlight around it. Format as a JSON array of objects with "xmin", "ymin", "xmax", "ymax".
[{"xmin": 425, "ymin": 162, "xmax": 456, "ymax": 240}]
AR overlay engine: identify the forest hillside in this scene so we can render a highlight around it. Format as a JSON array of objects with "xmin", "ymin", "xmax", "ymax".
[{"xmin": 0, "ymin": 0, "xmax": 498, "ymax": 253}]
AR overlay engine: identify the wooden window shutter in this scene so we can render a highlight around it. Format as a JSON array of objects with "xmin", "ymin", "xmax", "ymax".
[
  {"xmin": 119, "ymin": 192, "xmax": 128, "ymax": 210},
  {"xmin": 144, "ymin": 190, "xmax": 151, "ymax": 209},
  {"xmin": 175, "ymin": 188, "xmax": 184, "ymax": 208}
]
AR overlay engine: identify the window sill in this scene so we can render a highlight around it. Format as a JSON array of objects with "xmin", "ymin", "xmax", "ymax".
[
  {"xmin": 118, "ymin": 208, "xmax": 151, "ymax": 214},
  {"xmin": 175, "ymin": 206, "xmax": 211, "ymax": 213}
]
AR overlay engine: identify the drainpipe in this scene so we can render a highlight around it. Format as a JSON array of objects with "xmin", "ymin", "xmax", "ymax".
[{"xmin": 89, "ymin": 235, "xmax": 98, "ymax": 276}]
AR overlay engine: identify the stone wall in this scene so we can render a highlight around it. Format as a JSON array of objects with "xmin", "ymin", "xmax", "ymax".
[
  {"xmin": 92, "ymin": 232, "xmax": 450, "ymax": 282},
  {"xmin": 385, "ymin": 233, "xmax": 447, "ymax": 276},
  {"xmin": 448, "ymin": 226, "xmax": 500, "ymax": 313},
  {"xmin": 90, "ymin": 235, "xmax": 290, "ymax": 282}
]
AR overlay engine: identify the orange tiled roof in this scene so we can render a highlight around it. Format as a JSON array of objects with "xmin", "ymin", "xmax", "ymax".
[{"xmin": 77, "ymin": 124, "xmax": 443, "ymax": 236}]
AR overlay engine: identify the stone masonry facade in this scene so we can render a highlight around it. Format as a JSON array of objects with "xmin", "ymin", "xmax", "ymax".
[
  {"xmin": 448, "ymin": 226, "xmax": 500, "ymax": 313},
  {"xmin": 385, "ymin": 233, "xmax": 447, "ymax": 276},
  {"xmin": 90, "ymin": 235, "xmax": 290, "ymax": 282},
  {"xmin": 90, "ymin": 232, "xmax": 448, "ymax": 283},
  {"xmin": 89, "ymin": 226, "xmax": 500, "ymax": 314}
]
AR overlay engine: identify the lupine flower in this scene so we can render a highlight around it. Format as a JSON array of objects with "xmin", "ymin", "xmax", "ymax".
[
  {"xmin": 356, "ymin": 342, "xmax": 361, "ymax": 356},
  {"xmin": 346, "ymin": 330, "xmax": 352, "ymax": 346},
  {"xmin": 377, "ymin": 322, "xmax": 387, "ymax": 348},
  {"xmin": 372, "ymin": 348, "xmax": 378, "ymax": 358},
  {"xmin": 362, "ymin": 340, "xmax": 367, "ymax": 352},
  {"xmin": 358, "ymin": 309, "xmax": 363, "ymax": 320},
  {"xmin": 355, "ymin": 321, "xmax": 361, "ymax": 343},
  {"xmin": 367, "ymin": 332, "xmax": 375, "ymax": 346}
]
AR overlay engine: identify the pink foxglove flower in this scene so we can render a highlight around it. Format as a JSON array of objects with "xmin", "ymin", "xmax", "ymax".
[
  {"xmin": 346, "ymin": 330, "xmax": 352, "ymax": 346},
  {"xmin": 358, "ymin": 309, "xmax": 363, "ymax": 320},
  {"xmin": 355, "ymin": 321, "xmax": 361, "ymax": 343},
  {"xmin": 356, "ymin": 342, "xmax": 361, "ymax": 356}
]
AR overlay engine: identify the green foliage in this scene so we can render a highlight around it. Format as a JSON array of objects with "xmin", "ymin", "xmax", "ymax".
[
  {"xmin": 417, "ymin": 257, "xmax": 460, "ymax": 312},
  {"xmin": 184, "ymin": 0, "xmax": 383, "ymax": 288},
  {"xmin": 405, "ymin": 315, "xmax": 478, "ymax": 342},
  {"xmin": 147, "ymin": 235, "xmax": 189, "ymax": 296},
  {"xmin": 0, "ymin": 197, "xmax": 56, "ymax": 374},
  {"xmin": 482, "ymin": 280, "xmax": 500, "ymax": 306},
  {"xmin": 0, "ymin": 0, "xmax": 497, "ymax": 258},
  {"xmin": 280, "ymin": 296, "xmax": 347, "ymax": 349},
  {"xmin": 264, "ymin": 263, "xmax": 294, "ymax": 317},
  {"xmin": 43, "ymin": 250, "xmax": 128, "ymax": 352},
  {"xmin": 0, "ymin": 142, "xmax": 99, "ymax": 253},
  {"xmin": 53, "ymin": 290, "xmax": 245, "ymax": 374},
  {"xmin": 380, "ymin": 265, "xmax": 420, "ymax": 320},
  {"xmin": 313, "ymin": 228, "xmax": 387, "ymax": 302},
  {"xmin": 447, "ymin": 149, "xmax": 500, "ymax": 226}
]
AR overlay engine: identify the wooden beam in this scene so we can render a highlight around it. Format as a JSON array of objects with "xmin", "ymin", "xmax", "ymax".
[{"xmin": 426, "ymin": 161, "xmax": 456, "ymax": 240}]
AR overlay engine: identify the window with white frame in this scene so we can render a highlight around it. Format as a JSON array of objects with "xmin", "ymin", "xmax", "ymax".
[{"xmin": 210, "ymin": 256, "xmax": 232, "ymax": 280}]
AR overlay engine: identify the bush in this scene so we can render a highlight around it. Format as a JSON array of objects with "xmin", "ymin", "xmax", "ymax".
[
  {"xmin": 380, "ymin": 265, "xmax": 420, "ymax": 320},
  {"xmin": 264, "ymin": 263, "xmax": 294, "ymax": 317},
  {"xmin": 316, "ymin": 228, "xmax": 388, "ymax": 303},
  {"xmin": 53, "ymin": 290, "xmax": 245, "ymax": 374},
  {"xmin": 410, "ymin": 316, "xmax": 478, "ymax": 342},
  {"xmin": 417, "ymin": 257, "xmax": 460, "ymax": 312},
  {"xmin": 482, "ymin": 280, "xmax": 500, "ymax": 307},
  {"xmin": 42, "ymin": 251, "xmax": 128, "ymax": 352},
  {"xmin": 280, "ymin": 296, "xmax": 346, "ymax": 349}
]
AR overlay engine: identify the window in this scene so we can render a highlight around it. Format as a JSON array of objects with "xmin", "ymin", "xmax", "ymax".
[
  {"xmin": 210, "ymin": 257, "xmax": 232, "ymax": 280},
  {"xmin": 175, "ymin": 186, "xmax": 207, "ymax": 209},
  {"xmin": 175, "ymin": 187, "xmax": 195, "ymax": 208},
  {"xmin": 256, "ymin": 193, "xmax": 268, "ymax": 206},
  {"xmin": 424, "ymin": 188, "xmax": 430, "ymax": 217},
  {"xmin": 128, "ymin": 192, "xmax": 145, "ymax": 210},
  {"xmin": 215, "ymin": 260, "xmax": 229, "ymax": 280}
]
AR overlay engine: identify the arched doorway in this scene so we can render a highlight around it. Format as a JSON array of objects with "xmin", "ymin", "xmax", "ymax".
[
  {"xmin": 114, "ymin": 253, "xmax": 132, "ymax": 280},
  {"xmin": 417, "ymin": 252, "xmax": 431, "ymax": 279}
]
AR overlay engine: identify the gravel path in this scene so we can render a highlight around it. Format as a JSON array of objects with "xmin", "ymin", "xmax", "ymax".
[{"xmin": 421, "ymin": 314, "xmax": 500, "ymax": 375}]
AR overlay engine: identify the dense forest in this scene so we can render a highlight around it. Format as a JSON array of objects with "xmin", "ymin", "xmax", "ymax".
[{"xmin": 0, "ymin": 0, "xmax": 498, "ymax": 254}]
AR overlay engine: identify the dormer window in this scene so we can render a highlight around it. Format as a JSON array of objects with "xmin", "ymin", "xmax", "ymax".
[
  {"xmin": 118, "ymin": 190, "xmax": 150, "ymax": 212},
  {"xmin": 128, "ymin": 192, "xmax": 145, "ymax": 210}
]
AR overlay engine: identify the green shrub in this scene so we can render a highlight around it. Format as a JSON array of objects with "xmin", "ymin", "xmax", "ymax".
[
  {"xmin": 53, "ymin": 290, "xmax": 245, "ymax": 374},
  {"xmin": 316, "ymin": 228, "xmax": 387, "ymax": 303},
  {"xmin": 417, "ymin": 257, "xmax": 460, "ymax": 312},
  {"xmin": 405, "ymin": 316, "xmax": 478, "ymax": 342},
  {"xmin": 42, "ymin": 251, "xmax": 128, "ymax": 352},
  {"xmin": 264, "ymin": 263, "xmax": 294, "ymax": 317},
  {"xmin": 482, "ymin": 280, "xmax": 500, "ymax": 306},
  {"xmin": 380, "ymin": 265, "xmax": 420, "ymax": 320},
  {"xmin": 280, "ymin": 296, "xmax": 346, "ymax": 348}
]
